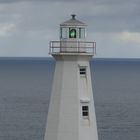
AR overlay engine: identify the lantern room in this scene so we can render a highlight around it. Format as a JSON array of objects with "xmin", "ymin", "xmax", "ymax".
[
  {"xmin": 49, "ymin": 15, "xmax": 96, "ymax": 54},
  {"xmin": 60, "ymin": 14, "xmax": 86, "ymax": 41}
]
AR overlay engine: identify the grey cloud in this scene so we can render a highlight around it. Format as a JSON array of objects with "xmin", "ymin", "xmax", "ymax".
[
  {"xmin": 0, "ymin": 0, "xmax": 19, "ymax": 3},
  {"xmin": 0, "ymin": 0, "xmax": 140, "ymax": 33},
  {"xmin": 81, "ymin": 1, "xmax": 140, "ymax": 32},
  {"xmin": 0, "ymin": 0, "xmax": 77, "ymax": 3},
  {"xmin": 0, "ymin": 0, "xmax": 140, "ymax": 57},
  {"xmin": 0, "ymin": 0, "xmax": 139, "ymax": 3}
]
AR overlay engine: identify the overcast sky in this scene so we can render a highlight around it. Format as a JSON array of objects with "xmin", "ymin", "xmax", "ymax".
[{"xmin": 0, "ymin": 0, "xmax": 140, "ymax": 58}]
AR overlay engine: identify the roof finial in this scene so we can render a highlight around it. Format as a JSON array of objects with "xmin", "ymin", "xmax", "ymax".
[{"xmin": 71, "ymin": 14, "xmax": 76, "ymax": 20}]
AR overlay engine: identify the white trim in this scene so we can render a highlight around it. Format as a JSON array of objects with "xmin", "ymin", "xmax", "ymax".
[
  {"xmin": 78, "ymin": 63, "xmax": 88, "ymax": 67},
  {"xmin": 80, "ymin": 98, "xmax": 90, "ymax": 103}
]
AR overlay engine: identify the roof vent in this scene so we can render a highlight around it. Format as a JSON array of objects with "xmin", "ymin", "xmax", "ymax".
[{"xmin": 71, "ymin": 14, "xmax": 76, "ymax": 20}]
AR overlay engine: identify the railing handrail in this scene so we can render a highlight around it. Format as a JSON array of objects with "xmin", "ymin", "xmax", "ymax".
[
  {"xmin": 49, "ymin": 41, "xmax": 96, "ymax": 55},
  {"xmin": 50, "ymin": 40, "xmax": 96, "ymax": 43}
]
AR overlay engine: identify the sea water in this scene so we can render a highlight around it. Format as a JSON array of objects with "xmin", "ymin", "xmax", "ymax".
[{"xmin": 0, "ymin": 58, "xmax": 140, "ymax": 140}]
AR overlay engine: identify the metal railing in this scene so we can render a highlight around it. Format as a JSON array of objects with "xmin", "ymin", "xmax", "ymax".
[{"xmin": 49, "ymin": 41, "xmax": 96, "ymax": 54}]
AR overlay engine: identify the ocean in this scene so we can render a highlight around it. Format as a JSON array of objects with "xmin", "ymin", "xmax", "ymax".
[{"xmin": 0, "ymin": 58, "xmax": 140, "ymax": 140}]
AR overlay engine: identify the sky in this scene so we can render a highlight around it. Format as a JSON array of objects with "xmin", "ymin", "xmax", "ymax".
[{"xmin": 0, "ymin": 0, "xmax": 140, "ymax": 58}]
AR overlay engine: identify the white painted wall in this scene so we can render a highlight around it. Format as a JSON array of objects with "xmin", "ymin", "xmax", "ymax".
[{"xmin": 44, "ymin": 54, "xmax": 98, "ymax": 140}]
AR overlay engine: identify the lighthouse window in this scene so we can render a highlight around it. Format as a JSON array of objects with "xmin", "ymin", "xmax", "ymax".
[
  {"xmin": 69, "ymin": 28, "xmax": 76, "ymax": 38},
  {"xmin": 79, "ymin": 28, "xmax": 85, "ymax": 38},
  {"xmin": 61, "ymin": 27, "xmax": 68, "ymax": 39},
  {"xmin": 82, "ymin": 105, "xmax": 89, "ymax": 118},
  {"xmin": 80, "ymin": 67, "xmax": 86, "ymax": 75}
]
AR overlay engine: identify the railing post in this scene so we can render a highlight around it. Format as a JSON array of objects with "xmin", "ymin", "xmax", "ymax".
[
  {"xmin": 93, "ymin": 42, "xmax": 95, "ymax": 54},
  {"xmin": 95, "ymin": 42, "xmax": 96, "ymax": 54},
  {"xmin": 60, "ymin": 41, "xmax": 61, "ymax": 53},
  {"xmin": 78, "ymin": 41, "xmax": 80, "ymax": 52},
  {"xmin": 49, "ymin": 41, "xmax": 51, "ymax": 54},
  {"xmin": 52, "ymin": 41, "xmax": 53, "ymax": 53}
]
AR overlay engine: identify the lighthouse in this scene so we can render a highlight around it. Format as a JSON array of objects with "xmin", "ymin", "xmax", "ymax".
[{"xmin": 44, "ymin": 15, "xmax": 98, "ymax": 140}]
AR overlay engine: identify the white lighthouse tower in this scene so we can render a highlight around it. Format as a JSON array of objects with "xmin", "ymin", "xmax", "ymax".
[{"xmin": 44, "ymin": 15, "xmax": 98, "ymax": 140}]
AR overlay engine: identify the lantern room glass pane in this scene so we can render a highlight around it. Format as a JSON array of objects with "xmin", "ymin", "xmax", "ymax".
[
  {"xmin": 79, "ymin": 28, "xmax": 85, "ymax": 38},
  {"xmin": 61, "ymin": 27, "xmax": 68, "ymax": 39},
  {"xmin": 69, "ymin": 28, "xmax": 76, "ymax": 38}
]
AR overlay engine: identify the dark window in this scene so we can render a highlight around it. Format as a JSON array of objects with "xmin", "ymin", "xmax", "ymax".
[
  {"xmin": 82, "ymin": 105, "xmax": 89, "ymax": 118},
  {"xmin": 82, "ymin": 106, "xmax": 88, "ymax": 111},
  {"xmin": 80, "ymin": 68, "xmax": 86, "ymax": 75},
  {"xmin": 82, "ymin": 111, "xmax": 89, "ymax": 116}
]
